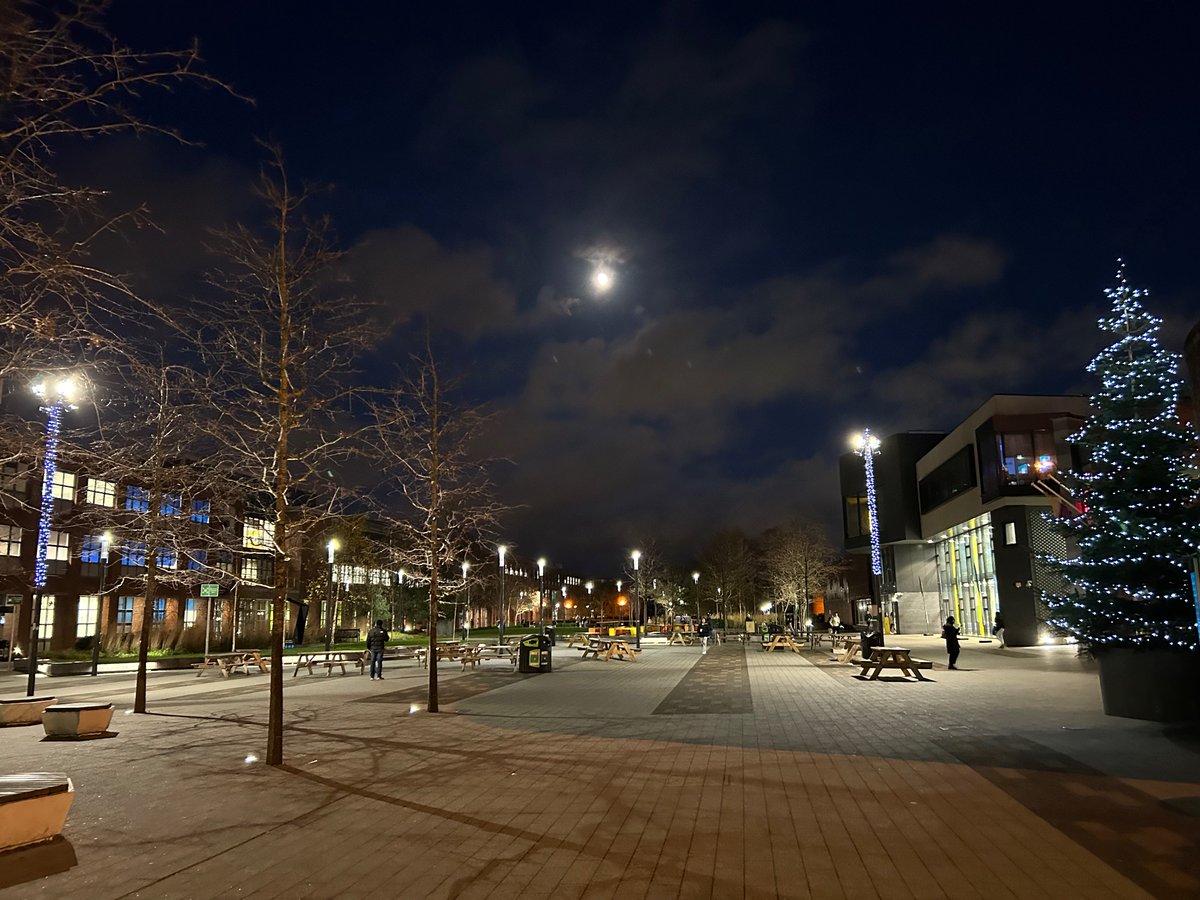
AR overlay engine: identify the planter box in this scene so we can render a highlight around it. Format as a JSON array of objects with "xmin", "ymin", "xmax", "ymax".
[{"xmin": 1097, "ymin": 647, "xmax": 1200, "ymax": 722}]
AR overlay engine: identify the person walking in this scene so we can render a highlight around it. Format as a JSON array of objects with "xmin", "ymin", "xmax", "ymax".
[
  {"xmin": 828, "ymin": 612, "xmax": 842, "ymax": 633},
  {"xmin": 366, "ymin": 619, "xmax": 389, "ymax": 680},
  {"xmin": 697, "ymin": 616, "xmax": 713, "ymax": 652},
  {"xmin": 942, "ymin": 616, "xmax": 961, "ymax": 669},
  {"xmin": 993, "ymin": 613, "xmax": 1006, "ymax": 648}
]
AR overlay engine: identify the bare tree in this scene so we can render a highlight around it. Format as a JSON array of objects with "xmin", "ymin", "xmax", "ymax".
[
  {"xmin": 0, "ymin": 1, "xmax": 232, "ymax": 384},
  {"xmin": 759, "ymin": 522, "xmax": 843, "ymax": 628},
  {"xmin": 191, "ymin": 148, "xmax": 376, "ymax": 766},
  {"xmin": 367, "ymin": 340, "xmax": 502, "ymax": 713},
  {"xmin": 698, "ymin": 529, "xmax": 756, "ymax": 625}
]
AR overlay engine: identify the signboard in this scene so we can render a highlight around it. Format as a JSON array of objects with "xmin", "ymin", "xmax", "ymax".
[{"xmin": 200, "ymin": 583, "xmax": 220, "ymax": 598}]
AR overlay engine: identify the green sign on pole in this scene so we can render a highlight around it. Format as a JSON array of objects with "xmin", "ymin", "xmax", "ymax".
[{"xmin": 200, "ymin": 583, "xmax": 219, "ymax": 598}]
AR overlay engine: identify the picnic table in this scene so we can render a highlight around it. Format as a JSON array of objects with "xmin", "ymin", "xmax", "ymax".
[
  {"xmin": 579, "ymin": 637, "xmax": 640, "ymax": 662},
  {"xmin": 193, "ymin": 652, "xmax": 268, "ymax": 677},
  {"xmin": 761, "ymin": 633, "xmax": 804, "ymax": 653},
  {"xmin": 854, "ymin": 646, "xmax": 933, "ymax": 681},
  {"xmin": 291, "ymin": 650, "xmax": 367, "ymax": 677},
  {"xmin": 667, "ymin": 632, "xmax": 694, "ymax": 645}
]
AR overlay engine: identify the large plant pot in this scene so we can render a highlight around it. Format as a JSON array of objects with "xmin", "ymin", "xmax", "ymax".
[{"xmin": 1096, "ymin": 647, "xmax": 1200, "ymax": 722}]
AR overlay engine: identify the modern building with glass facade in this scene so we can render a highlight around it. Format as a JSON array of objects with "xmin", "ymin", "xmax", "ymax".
[{"xmin": 840, "ymin": 394, "xmax": 1090, "ymax": 647}]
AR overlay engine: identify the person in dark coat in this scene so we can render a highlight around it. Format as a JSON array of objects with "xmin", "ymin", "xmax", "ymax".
[
  {"xmin": 993, "ymin": 613, "xmax": 1006, "ymax": 648},
  {"xmin": 942, "ymin": 616, "xmax": 961, "ymax": 670},
  {"xmin": 366, "ymin": 620, "xmax": 389, "ymax": 680},
  {"xmin": 697, "ymin": 616, "xmax": 713, "ymax": 651}
]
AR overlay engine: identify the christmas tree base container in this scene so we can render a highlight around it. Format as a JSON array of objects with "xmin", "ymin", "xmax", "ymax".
[{"xmin": 1096, "ymin": 647, "xmax": 1200, "ymax": 722}]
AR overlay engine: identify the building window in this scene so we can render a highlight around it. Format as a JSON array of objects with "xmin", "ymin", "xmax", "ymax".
[
  {"xmin": 190, "ymin": 499, "xmax": 211, "ymax": 524},
  {"xmin": 844, "ymin": 494, "xmax": 870, "ymax": 539},
  {"xmin": 241, "ymin": 556, "xmax": 271, "ymax": 584},
  {"xmin": 122, "ymin": 541, "xmax": 147, "ymax": 568},
  {"xmin": 156, "ymin": 548, "xmax": 177, "ymax": 569},
  {"xmin": 50, "ymin": 469, "xmax": 76, "ymax": 501},
  {"xmin": 152, "ymin": 597, "xmax": 166, "ymax": 622},
  {"xmin": 1, "ymin": 462, "xmax": 28, "ymax": 496},
  {"xmin": 183, "ymin": 598, "xmax": 198, "ymax": 628},
  {"xmin": 186, "ymin": 549, "xmax": 208, "ymax": 571},
  {"xmin": 85, "ymin": 478, "xmax": 116, "ymax": 507},
  {"xmin": 919, "ymin": 446, "xmax": 978, "ymax": 513},
  {"xmin": 1004, "ymin": 522, "xmax": 1017, "ymax": 546},
  {"xmin": 997, "ymin": 431, "xmax": 1057, "ymax": 485},
  {"xmin": 243, "ymin": 517, "xmax": 275, "ymax": 551},
  {"xmin": 125, "ymin": 485, "xmax": 150, "ymax": 512},
  {"xmin": 47, "ymin": 529, "xmax": 69, "ymax": 562},
  {"xmin": 116, "ymin": 596, "xmax": 135, "ymax": 633},
  {"xmin": 81, "ymin": 534, "xmax": 106, "ymax": 564},
  {"xmin": 161, "ymin": 493, "xmax": 182, "ymax": 516},
  {"xmin": 0, "ymin": 525, "xmax": 21, "ymax": 557},
  {"xmin": 214, "ymin": 551, "xmax": 235, "ymax": 577},
  {"xmin": 77, "ymin": 595, "xmax": 99, "ymax": 639},
  {"xmin": 37, "ymin": 594, "xmax": 55, "ymax": 649}
]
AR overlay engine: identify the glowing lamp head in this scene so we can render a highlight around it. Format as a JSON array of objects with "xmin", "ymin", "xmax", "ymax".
[
  {"xmin": 585, "ymin": 580, "xmax": 594, "ymax": 593},
  {"xmin": 326, "ymin": 538, "xmax": 339, "ymax": 564},
  {"xmin": 498, "ymin": 544, "xmax": 507, "ymax": 566},
  {"xmin": 692, "ymin": 571, "xmax": 699, "ymax": 584},
  {"xmin": 617, "ymin": 596, "xmax": 627, "ymax": 607},
  {"xmin": 462, "ymin": 561, "xmax": 470, "ymax": 578},
  {"xmin": 537, "ymin": 557, "xmax": 546, "ymax": 576},
  {"xmin": 398, "ymin": 569, "xmax": 406, "ymax": 584},
  {"xmin": 631, "ymin": 549, "xmax": 641, "ymax": 570}
]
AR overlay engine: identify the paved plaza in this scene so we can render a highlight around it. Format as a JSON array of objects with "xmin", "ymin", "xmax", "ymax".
[{"xmin": 1, "ymin": 635, "xmax": 1198, "ymax": 899}]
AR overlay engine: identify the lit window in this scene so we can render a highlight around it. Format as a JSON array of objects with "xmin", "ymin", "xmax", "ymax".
[
  {"xmin": 122, "ymin": 541, "xmax": 147, "ymax": 567},
  {"xmin": 37, "ymin": 594, "xmax": 55, "ymax": 649},
  {"xmin": 0, "ymin": 525, "xmax": 21, "ymax": 557},
  {"xmin": 186, "ymin": 549, "xmax": 208, "ymax": 571},
  {"xmin": 214, "ymin": 551, "xmax": 235, "ymax": 576},
  {"xmin": 50, "ymin": 470, "xmax": 76, "ymax": 501},
  {"xmin": 85, "ymin": 478, "xmax": 116, "ymax": 507},
  {"xmin": 77, "ymin": 595, "xmax": 99, "ymax": 639},
  {"xmin": 152, "ymin": 597, "xmax": 166, "ymax": 622},
  {"xmin": 116, "ymin": 596, "xmax": 135, "ymax": 632},
  {"xmin": 81, "ymin": 535, "xmax": 106, "ymax": 564},
  {"xmin": 1004, "ymin": 522, "xmax": 1017, "ymax": 546},
  {"xmin": 1, "ymin": 463, "xmax": 28, "ymax": 496},
  {"xmin": 47, "ymin": 530, "xmax": 69, "ymax": 562},
  {"xmin": 161, "ymin": 493, "xmax": 182, "ymax": 516},
  {"xmin": 243, "ymin": 517, "xmax": 275, "ymax": 551},
  {"xmin": 125, "ymin": 485, "xmax": 150, "ymax": 512},
  {"xmin": 190, "ymin": 499, "xmax": 211, "ymax": 524},
  {"xmin": 156, "ymin": 548, "xmax": 177, "ymax": 569},
  {"xmin": 241, "ymin": 557, "xmax": 264, "ymax": 583},
  {"xmin": 183, "ymin": 598, "xmax": 198, "ymax": 627}
]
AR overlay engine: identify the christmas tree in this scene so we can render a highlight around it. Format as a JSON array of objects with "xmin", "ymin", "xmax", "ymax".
[{"xmin": 1045, "ymin": 263, "xmax": 1200, "ymax": 652}]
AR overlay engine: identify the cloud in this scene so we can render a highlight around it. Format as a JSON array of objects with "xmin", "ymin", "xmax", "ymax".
[{"xmin": 345, "ymin": 226, "xmax": 518, "ymax": 339}]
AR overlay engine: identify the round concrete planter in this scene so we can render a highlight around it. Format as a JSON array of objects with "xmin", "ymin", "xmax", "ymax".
[{"xmin": 1096, "ymin": 647, "xmax": 1200, "ymax": 722}]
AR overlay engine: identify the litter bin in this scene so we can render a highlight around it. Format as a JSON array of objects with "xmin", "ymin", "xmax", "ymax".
[
  {"xmin": 859, "ymin": 628, "xmax": 885, "ymax": 655},
  {"xmin": 543, "ymin": 624, "xmax": 556, "ymax": 646},
  {"xmin": 518, "ymin": 634, "xmax": 553, "ymax": 673}
]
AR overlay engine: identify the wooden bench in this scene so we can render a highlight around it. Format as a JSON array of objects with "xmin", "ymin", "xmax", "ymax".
[
  {"xmin": 41, "ymin": 703, "xmax": 114, "ymax": 738},
  {"xmin": 0, "ymin": 697, "xmax": 57, "ymax": 727},
  {"xmin": 0, "ymin": 773, "xmax": 74, "ymax": 851}
]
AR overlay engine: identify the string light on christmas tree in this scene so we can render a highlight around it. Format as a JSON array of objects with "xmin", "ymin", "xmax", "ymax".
[{"xmin": 1040, "ymin": 262, "xmax": 1200, "ymax": 652}]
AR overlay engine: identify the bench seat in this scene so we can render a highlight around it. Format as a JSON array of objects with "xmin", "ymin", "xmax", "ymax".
[
  {"xmin": 0, "ymin": 773, "xmax": 74, "ymax": 851},
  {"xmin": 0, "ymin": 697, "xmax": 57, "ymax": 727},
  {"xmin": 42, "ymin": 703, "xmax": 114, "ymax": 738}
]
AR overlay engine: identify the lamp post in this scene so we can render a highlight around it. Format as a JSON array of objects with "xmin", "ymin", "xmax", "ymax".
[
  {"xmin": 631, "ymin": 550, "xmax": 642, "ymax": 649},
  {"xmin": 585, "ymin": 581, "xmax": 593, "ymax": 625},
  {"xmin": 692, "ymin": 571, "xmax": 700, "ymax": 624},
  {"xmin": 325, "ymin": 538, "xmax": 338, "ymax": 651},
  {"xmin": 461, "ymin": 560, "xmax": 470, "ymax": 641},
  {"xmin": 397, "ymin": 569, "xmax": 406, "ymax": 632},
  {"xmin": 497, "ymin": 545, "xmax": 507, "ymax": 643},
  {"xmin": 537, "ymin": 557, "xmax": 546, "ymax": 632},
  {"xmin": 89, "ymin": 531, "xmax": 113, "ymax": 677},
  {"xmin": 852, "ymin": 429, "xmax": 885, "ymax": 645},
  {"xmin": 26, "ymin": 376, "xmax": 78, "ymax": 697}
]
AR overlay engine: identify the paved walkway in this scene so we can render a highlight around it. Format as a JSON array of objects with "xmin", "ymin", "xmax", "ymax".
[{"xmin": 1, "ymin": 636, "xmax": 1198, "ymax": 898}]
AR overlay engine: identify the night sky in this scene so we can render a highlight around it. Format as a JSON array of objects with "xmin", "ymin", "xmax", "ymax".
[{"xmin": 92, "ymin": 1, "xmax": 1200, "ymax": 572}]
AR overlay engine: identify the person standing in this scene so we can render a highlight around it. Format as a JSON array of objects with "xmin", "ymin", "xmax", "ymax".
[
  {"xmin": 366, "ymin": 619, "xmax": 389, "ymax": 680},
  {"xmin": 697, "ymin": 616, "xmax": 713, "ymax": 652},
  {"xmin": 828, "ymin": 612, "xmax": 842, "ymax": 633},
  {"xmin": 942, "ymin": 616, "xmax": 961, "ymax": 670},
  {"xmin": 993, "ymin": 613, "xmax": 1006, "ymax": 648}
]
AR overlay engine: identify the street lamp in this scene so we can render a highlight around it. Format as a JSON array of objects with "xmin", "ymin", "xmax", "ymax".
[
  {"xmin": 89, "ymin": 531, "xmax": 113, "ymax": 677},
  {"xmin": 461, "ymin": 560, "xmax": 470, "ymax": 641},
  {"xmin": 852, "ymin": 429, "xmax": 884, "ymax": 645},
  {"xmin": 537, "ymin": 557, "xmax": 547, "ymax": 631},
  {"xmin": 692, "ymin": 571, "xmax": 700, "ymax": 624},
  {"xmin": 26, "ymin": 375, "xmax": 79, "ymax": 697},
  {"xmin": 631, "ymin": 550, "xmax": 642, "ymax": 649},
  {"xmin": 397, "ymin": 569, "xmax": 406, "ymax": 632},
  {"xmin": 325, "ymin": 538, "xmax": 339, "ymax": 651},
  {"xmin": 497, "ymin": 545, "xmax": 507, "ymax": 643}
]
